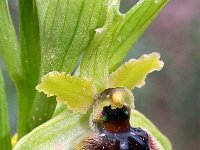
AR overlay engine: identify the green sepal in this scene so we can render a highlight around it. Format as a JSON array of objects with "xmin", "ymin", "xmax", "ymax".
[
  {"xmin": 109, "ymin": 0, "xmax": 169, "ymax": 72},
  {"xmin": 36, "ymin": 0, "xmax": 107, "ymax": 74}
]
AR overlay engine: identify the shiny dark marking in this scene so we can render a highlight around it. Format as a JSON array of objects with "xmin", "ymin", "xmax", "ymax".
[
  {"xmin": 101, "ymin": 105, "xmax": 130, "ymax": 133},
  {"xmin": 99, "ymin": 106, "xmax": 150, "ymax": 150}
]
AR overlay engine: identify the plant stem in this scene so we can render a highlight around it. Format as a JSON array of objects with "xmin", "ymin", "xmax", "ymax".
[{"xmin": 16, "ymin": 81, "xmax": 34, "ymax": 139}]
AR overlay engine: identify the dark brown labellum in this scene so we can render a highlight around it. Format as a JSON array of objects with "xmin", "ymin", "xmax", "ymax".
[
  {"xmin": 78, "ymin": 88, "xmax": 159, "ymax": 150},
  {"xmin": 94, "ymin": 105, "xmax": 150, "ymax": 150}
]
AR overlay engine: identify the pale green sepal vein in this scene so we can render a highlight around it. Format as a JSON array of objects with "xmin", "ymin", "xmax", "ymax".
[
  {"xmin": 36, "ymin": 71, "xmax": 97, "ymax": 114},
  {"xmin": 108, "ymin": 52, "xmax": 164, "ymax": 90},
  {"xmin": 109, "ymin": 0, "xmax": 169, "ymax": 72},
  {"xmin": 131, "ymin": 110, "xmax": 172, "ymax": 150},
  {"xmin": 0, "ymin": 70, "xmax": 12, "ymax": 150},
  {"xmin": 14, "ymin": 110, "xmax": 91, "ymax": 150},
  {"xmin": 80, "ymin": 0, "xmax": 124, "ymax": 92}
]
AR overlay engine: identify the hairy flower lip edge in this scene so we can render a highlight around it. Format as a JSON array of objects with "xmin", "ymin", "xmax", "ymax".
[{"xmin": 144, "ymin": 128, "xmax": 164, "ymax": 150}]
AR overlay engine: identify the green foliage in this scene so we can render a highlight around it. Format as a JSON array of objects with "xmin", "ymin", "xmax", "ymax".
[
  {"xmin": 0, "ymin": 70, "xmax": 12, "ymax": 150},
  {"xmin": 0, "ymin": 0, "xmax": 171, "ymax": 149}
]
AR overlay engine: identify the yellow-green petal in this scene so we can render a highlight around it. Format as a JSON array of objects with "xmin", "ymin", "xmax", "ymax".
[
  {"xmin": 36, "ymin": 71, "xmax": 97, "ymax": 114},
  {"xmin": 108, "ymin": 52, "xmax": 164, "ymax": 90}
]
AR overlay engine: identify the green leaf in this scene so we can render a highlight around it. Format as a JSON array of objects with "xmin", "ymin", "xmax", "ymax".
[
  {"xmin": 109, "ymin": 0, "xmax": 169, "ymax": 72},
  {"xmin": 14, "ymin": 110, "xmax": 90, "ymax": 150},
  {"xmin": 29, "ymin": 0, "xmax": 107, "ymax": 129},
  {"xmin": 80, "ymin": 0, "xmax": 124, "ymax": 92},
  {"xmin": 0, "ymin": 69, "xmax": 12, "ymax": 150},
  {"xmin": 0, "ymin": 0, "xmax": 22, "ymax": 83},
  {"xmin": 131, "ymin": 110, "xmax": 172, "ymax": 150},
  {"xmin": 108, "ymin": 53, "xmax": 164, "ymax": 90},
  {"xmin": 36, "ymin": 71, "xmax": 96, "ymax": 113}
]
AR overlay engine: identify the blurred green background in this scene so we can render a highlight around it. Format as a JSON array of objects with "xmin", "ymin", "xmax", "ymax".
[{"xmin": 2, "ymin": 0, "xmax": 200, "ymax": 149}]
